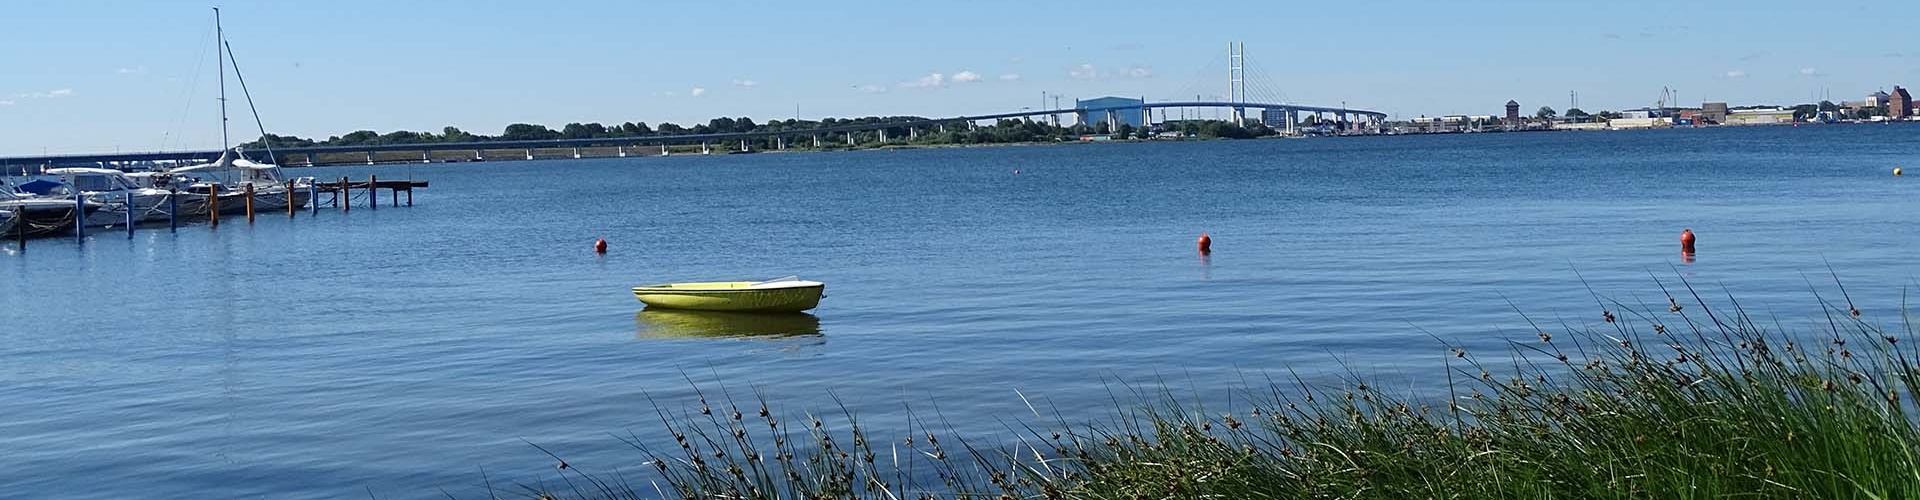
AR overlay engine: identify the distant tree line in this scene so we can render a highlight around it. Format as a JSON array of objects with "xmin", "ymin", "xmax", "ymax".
[{"xmin": 240, "ymin": 115, "xmax": 1279, "ymax": 150}]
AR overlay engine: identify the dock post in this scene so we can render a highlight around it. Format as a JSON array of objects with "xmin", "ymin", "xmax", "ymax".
[
  {"xmin": 340, "ymin": 177, "xmax": 349, "ymax": 213},
  {"xmin": 406, "ymin": 185, "xmax": 413, "ymax": 206},
  {"xmin": 244, "ymin": 184, "xmax": 256, "ymax": 223},
  {"xmin": 167, "ymin": 189, "xmax": 178, "ymax": 231},
  {"xmin": 391, "ymin": 185, "xmax": 398, "ymax": 207},
  {"xmin": 15, "ymin": 210, "xmax": 24, "ymax": 252},
  {"xmin": 287, "ymin": 180, "xmax": 296, "ymax": 218},
  {"xmin": 73, "ymin": 194, "xmax": 85, "ymax": 242},
  {"xmin": 209, "ymin": 184, "xmax": 221, "ymax": 228},
  {"xmin": 125, "ymin": 191, "xmax": 135, "ymax": 237},
  {"xmin": 309, "ymin": 183, "xmax": 319, "ymax": 216},
  {"xmin": 368, "ymin": 175, "xmax": 378, "ymax": 210}
]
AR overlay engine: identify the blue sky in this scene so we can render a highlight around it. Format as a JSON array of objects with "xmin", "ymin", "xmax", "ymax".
[{"xmin": 1, "ymin": 0, "xmax": 1914, "ymax": 155}]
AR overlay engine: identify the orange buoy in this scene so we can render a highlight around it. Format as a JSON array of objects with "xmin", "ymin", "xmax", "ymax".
[
  {"xmin": 1197, "ymin": 233, "xmax": 1212, "ymax": 255},
  {"xmin": 594, "ymin": 238, "xmax": 608, "ymax": 254},
  {"xmin": 1679, "ymin": 229, "xmax": 1695, "ymax": 254}
]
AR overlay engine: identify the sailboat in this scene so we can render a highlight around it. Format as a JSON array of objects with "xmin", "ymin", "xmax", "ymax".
[{"xmin": 163, "ymin": 8, "xmax": 312, "ymax": 214}]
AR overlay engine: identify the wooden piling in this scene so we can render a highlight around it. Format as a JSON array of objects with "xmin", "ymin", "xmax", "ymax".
[
  {"xmin": 167, "ymin": 189, "xmax": 178, "ymax": 231},
  {"xmin": 369, "ymin": 175, "xmax": 378, "ymax": 210},
  {"xmin": 391, "ymin": 186, "xmax": 398, "ymax": 207},
  {"xmin": 16, "ymin": 208, "xmax": 25, "ymax": 252},
  {"xmin": 125, "ymin": 191, "xmax": 135, "ymax": 237},
  {"xmin": 244, "ymin": 183, "xmax": 256, "ymax": 223},
  {"xmin": 406, "ymin": 186, "xmax": 413, "ymax": 206},
  {"xmin": 209, "ymin": 184, "xmax": 221, "ymax": 228},
  {"xmin": 340, "ymin": 177, "xmax": 349, "ymax": 213},
  {"xmin": 309, "ymin": 183, "xmax": 319, "ymax": 216},
  {"xmin": 287, "ymin": 180, "xmax": 296, "ymax": 217},
  {"xmin": 74, "ymin": 193, "xmax": 85, "ymax": 242}
]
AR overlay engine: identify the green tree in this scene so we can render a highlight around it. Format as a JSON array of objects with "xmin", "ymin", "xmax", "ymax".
[
  {"xmin": 1565, "ymin": 108, "xmax": 1590, "ymax": 121},
  {"xmin": 1818, "ymin": 100, "xmax": 1838, "ymax": 112},
  {"xmin": 440, "ymin": 126, "xmax": 476, "ymax": 142},
  {"xmin": 656, "ymin": 122, "xmax": 684, "ymax": 135},
  {"xmin": 1115, "ymin": 123, "xmax": 1135, "ymax": 139},
  {"xmin": 501, "ymin": 123, "xmax": 560, "ymax": 140},
  {"xmin": 1536, "ymin": 106, "xmax": 1557, "ymax": 120}
]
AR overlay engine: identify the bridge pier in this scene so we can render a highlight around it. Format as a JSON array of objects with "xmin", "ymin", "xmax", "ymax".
[
  {"xmin": 308, "ymin": 153, "xmax": 321, "ymax": 166},
  {"xmin": 366, "ymin": 151, "xmax": 375, "ymax": 165},
  {"xmin": 847, "ymin": 132, "xmax": 854, "ymax": 146},
  {"xmin": 661, "ymin": 144, "xmax": 669, "ymax": 156},
  {"xmin": 421, "ymin": 151, "xmax": 430, "ymax": 164},
  {"xmin": 701, "ymin": 141, "xmax": 710, "ymax": 155},
  {"xmin": 812, "ymin": 134, "xmax": 820, "ymax": 148},
  {"xmin": 880, "ymin": 129, "xmax": 888, "ymax": 143},
  {"xmin": 739, "ymin": 139, "xmax": 749, "ymax": 152},
  {"xmin": 473, "ymin": 150, "xmax": 484, "ymax": 161},
  {"xmin": 777, "ymin": 137, "xmax": 785, "ymax": 151},
  {"xmin": 525, "ymin": 149, "xmax": 533, "ymax": 160},
  {"xmin": 572, "ymin": 147, "xmax": 581, "ymax": 159},
  {"xmin": 618, "ymin": 145, "xmax": 627, "ymax": 157}
]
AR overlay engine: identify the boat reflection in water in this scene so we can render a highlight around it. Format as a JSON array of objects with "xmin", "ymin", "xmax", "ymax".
[{"xmin": 634, "ymin": 309, "xmax": 823, "ymax": 339}]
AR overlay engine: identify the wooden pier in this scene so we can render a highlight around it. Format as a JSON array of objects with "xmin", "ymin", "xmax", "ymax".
[
  {"xmin": 4, "ymin": 176, "xmax": 431, "ymax": 249},
  {"xmin": 312, "ymin": 176, "xmax": 430, "ymax": 210}
]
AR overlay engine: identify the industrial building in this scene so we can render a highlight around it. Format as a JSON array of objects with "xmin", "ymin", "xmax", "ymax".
[
  {"xmin": 1724, "ymin": 108, "xmax": 1795, "ymax": 125},
  {"xmin": 1075, "ymin": 97, "xmax": 1146, "ymax": 127}
]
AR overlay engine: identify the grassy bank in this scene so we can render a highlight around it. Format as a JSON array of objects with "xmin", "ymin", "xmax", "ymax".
[{"xmin": 515, "ymin": 278, "xmax": 1920, "ymax": 499}]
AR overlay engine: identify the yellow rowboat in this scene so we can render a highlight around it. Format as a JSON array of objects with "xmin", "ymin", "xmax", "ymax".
[{"xmin": 631, "ymin": 276, "xmax": 825, "ymax": 313}]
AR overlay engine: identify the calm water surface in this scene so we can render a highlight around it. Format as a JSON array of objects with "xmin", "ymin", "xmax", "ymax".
[{"xmin": 4, "ymin": 125, "xmax": 1919, "ymax": 498}]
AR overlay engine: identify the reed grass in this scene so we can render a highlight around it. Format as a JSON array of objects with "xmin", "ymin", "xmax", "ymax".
[{"xmin": 514, "ymin": 277, "xmax": 1920, "ymax": 499}]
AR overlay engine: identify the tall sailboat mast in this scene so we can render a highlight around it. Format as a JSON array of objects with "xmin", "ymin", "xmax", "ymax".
[{"xmin": 215, "ymin": 7, "xmax": 229, "ymax": 152}]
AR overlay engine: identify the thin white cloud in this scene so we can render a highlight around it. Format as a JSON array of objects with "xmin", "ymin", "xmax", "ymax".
[
  {"xmin": 855, "ymin": 84, "xmax": 889, "ymax": 94},
  {"xmin": 1068, "ymin": 63, "xmax": 1097, "ymax": 80},
  {"xmin": 952, "ymin": 71, "xmax": 983, "ymax": 83},
  {"xmin": 1008, "ymin": 56, "xmax": 1024, "ymax": 64},
  {"xmin": 1799, "ymin": 67, "xmax": 1821, "ymax": 76},
  {"xmin": 0, "ymin": 100, "xmax": 13, "ymax": 106},
  {"xmin": 13, "ymin": 88, "xmax": 74, "ymax": 99},
  {"xmin": 999, "ymin": 73, "xmax": 1021, "ymax": 81},
  {"xmin": 1724, "ymin": 70, "xmax": 1748, "ymax": 79},
  {"xmin": 732, "ymin": 79, "xmax": 758, "ymax": 87},
  {"xmin": 1125, "ymin": 65, "xmax": 1152, "ymax": 79},
  {"xmin": 901, "ymin": 73, "xmax": 945, "ymax": 88},
  {"xmin": 690, "ymin": 87, "xmax": 706, "ymax": 97},
  {"xmin": 116, "ymin": 66, "xmax": 147, "ymax": 75}
]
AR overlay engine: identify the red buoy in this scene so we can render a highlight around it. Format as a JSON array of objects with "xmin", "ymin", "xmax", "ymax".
[
  {"xmin": 594, "ymin": 238, "xmax": 608, "ymax": 254},
  {"xmin": 1679, "ymin": 229, "xmax": 1695, "ymax": 254},
  {"xmin": 1197, "ymin": 233, "xmax": 1212, "ymax": 255}
]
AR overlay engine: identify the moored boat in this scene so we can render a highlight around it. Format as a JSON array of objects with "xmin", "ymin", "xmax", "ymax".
[
  {"xmin": 0, "ymin": 209, "xmax": 15, "ymax": 237},
  {"xmin": 631, "ymin": 276, "xmax": 825, "ymax": 313}
]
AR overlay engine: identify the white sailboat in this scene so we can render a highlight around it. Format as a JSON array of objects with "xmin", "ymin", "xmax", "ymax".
[{"xmin": 162, "ymin": 7, "xmax": 312, "ymax": 214}]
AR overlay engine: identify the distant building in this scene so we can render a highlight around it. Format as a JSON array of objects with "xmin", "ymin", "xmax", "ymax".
[
  {"xmin": 1621, "ymin": 108, "xmax": 1678, "ymax": 119},
  {"xmin": 1724, "ymin": 108, "xmax": 1795, "ymax": 125},
  {"xmin": 1260, "ymin": 108, "xmax": 1288, "ymax": 128},
  {"xmin": 1892, "ymin": 86, "xmax": 1914, "ymax": 119},
  {"xmin": 1076, "ymin": 97, "xmax": 1146, "ymax": 127},
  {"xmin": 1504, "ymin": 100, "xmax": 1521, "ymax": 126},
  {"xmin": 1868, "ymin": 91, "xmax": 1891, "ymax": 108},
  {"xmin": 1701, "ymin": 102, "xmax": 1729, "ymax": 124}
]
